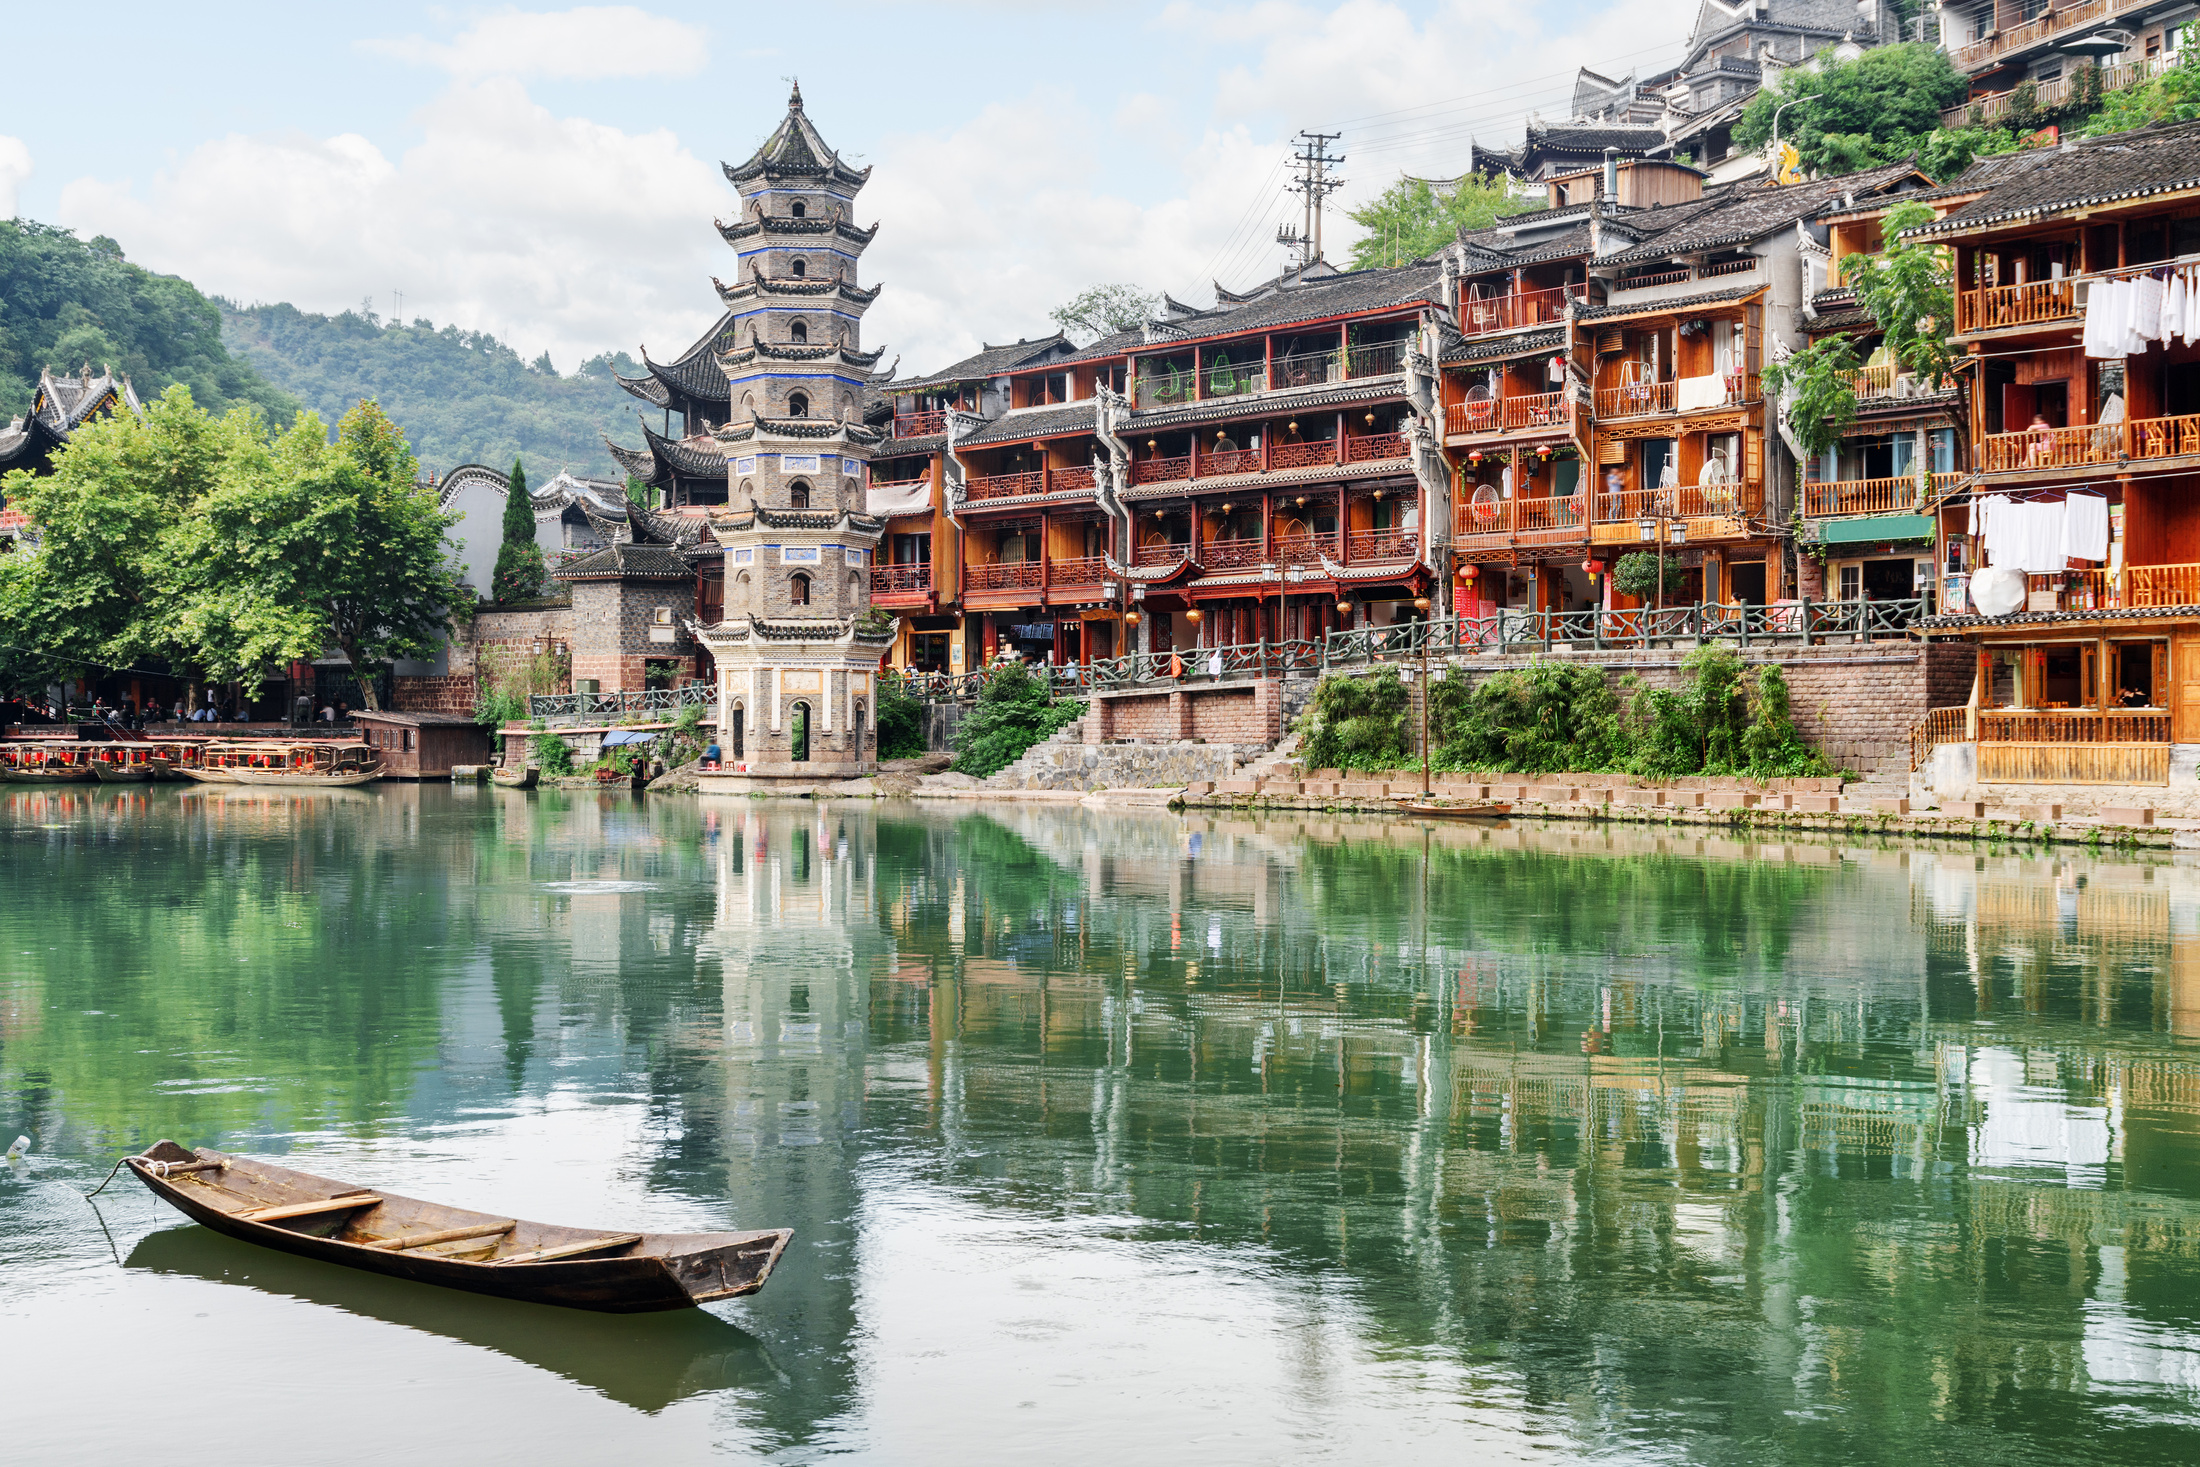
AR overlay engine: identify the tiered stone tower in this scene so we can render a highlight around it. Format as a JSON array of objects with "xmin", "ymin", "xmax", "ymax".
[{"xmin": 694, "ymin": 84, "xmax": 894, "ymax": 790}]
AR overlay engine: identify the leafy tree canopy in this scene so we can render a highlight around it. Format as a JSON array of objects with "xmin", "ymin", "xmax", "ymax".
[
  {"xmin": 2084, "ymin": 37, "xmax": 2200, "ymax": 135},
  {"xmin": 1734, "ymin": 44, "xmax": 1968, "ymax": 178},
  {"xmin": 0, "ymin": 219, "xmax": 297, "ymax": 425},
  {"xmin": 1761, "ymin": 335, "xmax": 1862, "ymax": 462},
  {"xmin": 1049, "ymin": 285, "xmax": 1160, "ymax": 346},
  {"xmin": 1348, "ymin": 176, "xmax": 1538, "ymax": 270},
  {"xmin": 221, "ymin": 301, "xmax": 639, "ymax": 480}
]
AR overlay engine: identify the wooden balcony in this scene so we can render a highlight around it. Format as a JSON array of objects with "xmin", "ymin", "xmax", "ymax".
[
  {"xmin": 1201, "ymin": 447, "xmax": 1261, "ymax": 476},
  {"xmin": 1134, "ymin": 541, "xmax": 1192, "ymax": 566},
  {"xmin": 1051, "ymin": 466, "xmax": 1096, "ymax": 493},
  {"xmin": 1202, "ymin": 537, "xmax": 1268, "ymax": 571},
  {"xmin": 1596, "ymin": 379, "xmax": 1676, "ymax": 418},
  {"xmin": 1131, "ymin": 455, "xmax": 1193, "ymax": 485},
  {"xmin": 1346, "ymin": 341, "xmax": 1405, "ymax": 378},
  {"xmin": 1950, "ymin": 0, "xmax": 2114, "ymax": 73},
  {"xmin": 1446, "ymin": 391, "xmax": 1566, "ymax": 437},
  {"xmin": 1344, "ymin": 431, "xmax": 1408, "ymax": 463},
  {"xmin": 2021, "ymin": 562, "xmax": 2200, "ymax": 611},
  {"xmin": 1459, "ymin": 285, "xmax": 1578, "ymax": 337},
  {"xmin": 1851, "ymin": 363, "xmax": 1897, "ymax": 399},
  {"xmin": 1269, "ymin": 532, "xmax": 1323, "ymax": 566},
  {"xmin": 1978, "ymin": 413, "xmax": 2200, "ymax": 474},
  {"xmin": 1803, "ymin": 471, "xmax": 1960, "ymax": 517},
  {"xmin": 967, "ymin": 470, "xmax": 1043, "ymax": 502},
  {"xmin": 1046, "ymin": 555, "xmax": 1107, "ymax": 590},
  {"xmin": 1956, "ymin": 278, "xmax": 2077, "ymax": 335},
  {"xmin": 1345, "ymin": 528, "xmax": 1417, "ymax": 561},
  {"xmin": 1270, "ymin": 439, "xmax": 1340, "ymax": 469},
  {"xmin": 892, "ymin": 409, "xmax": 949, "ymax": 438},
  {"xmin": 1593, "ymin": 480, "xmax": 1764, "ymax": 526},
  {"xmin": 1975, "ymin": 705, "xmax": 2172, "ymax": 785},
  {"xmin": 1943, "ymin": 48, "xmax": 2173, "ymax": 126},
  {"xmin": 1454, "ymin": 493, "xmax": 1587, "ymax": 548},
  {"xmin": 870, "ymin": 564, "xmax": 932, "ymax": 596},
  {"xmin": 965, "ymin": 562, "xmax": 1043, "ymax": 592}
]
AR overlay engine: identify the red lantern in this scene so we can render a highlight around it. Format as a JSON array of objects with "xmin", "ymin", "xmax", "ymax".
[
  {"xmin": 1536, "ymin": 443, "xmax": 1553, "ymax": 460},
  {"xmin": 1467, "ymin": 449, "xmax": 1483, "ymax": 466}
]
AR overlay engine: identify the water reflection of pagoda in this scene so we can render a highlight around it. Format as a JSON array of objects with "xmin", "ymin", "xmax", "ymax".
[{"xmin": 692, "ymin": 803, "xmax": 888, "ymax": 1450}]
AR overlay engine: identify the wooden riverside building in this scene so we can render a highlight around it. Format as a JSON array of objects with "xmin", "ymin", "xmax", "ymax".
[{"xmin": 1911, "ymin": 118, "xmax": 2200, "ymax": 788}]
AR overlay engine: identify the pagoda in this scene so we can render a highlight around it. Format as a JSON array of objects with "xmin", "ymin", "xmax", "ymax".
[{"xmin": 608, "ymin": 83, "xmax": 894, "ymax": 788}]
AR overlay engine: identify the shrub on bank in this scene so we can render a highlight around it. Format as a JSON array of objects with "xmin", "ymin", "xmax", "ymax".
[
  {"xmin": 951, "ymin": 664, "xmax": 1084, "ymax": 778},
  {"xmin": 1300, "ymin": 649, "xmax": 1831, "ymax": 779},
  {"xmin": 877, "ymin": 674, "xmax": 927, "ymax": 760}
]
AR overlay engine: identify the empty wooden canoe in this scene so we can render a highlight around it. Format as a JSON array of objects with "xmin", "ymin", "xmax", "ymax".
[
  {"xmin": 126, "ymin": 1140, "xmax": 791, "ymax": 1314},
  {"xmin": 1396, "ymin": 800, "xmax": 1514, "ymax": 819},
  {"xmin": 491, "ymin": 765, "xmax": 538, "ymax": 789}
]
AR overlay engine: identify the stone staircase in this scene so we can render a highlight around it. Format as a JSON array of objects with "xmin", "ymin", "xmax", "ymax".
[{"xmin": 984, "ymin": 718, "xmax": 1268, "ymax": 793}]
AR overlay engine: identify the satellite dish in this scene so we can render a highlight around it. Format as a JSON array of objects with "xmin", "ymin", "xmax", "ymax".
[{"xmin": 1971, "ymin": 564, "xmax": 2027, "ymax": 617}]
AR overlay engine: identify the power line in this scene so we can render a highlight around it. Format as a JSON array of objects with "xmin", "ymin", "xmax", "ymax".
[{"xmin": 1278, "ymin": 132, "xmax": 1346, "ymax": 270}]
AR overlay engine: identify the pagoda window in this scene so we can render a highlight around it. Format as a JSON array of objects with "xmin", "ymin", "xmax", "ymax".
[
  {"xmin": 791, "ymin": 320, "xmax": 808, "ymax": 343},
  {"xmin": 791, "ymin": 200, "xmax": 807, "ymax": 218},
  {"xmin": 790, "ymin": 572, "xmax": 812, "ymax": 606},
  {"xmin": 789, "ymin": 392, "xmax": 809, "ymax": 417},
  {"xmin": 792, "ymin": 258, "xmax": 807, "ymax": 277},
  {"xmin": 789, "ymin": 480, "xmax": 812, "ymax": 508}
]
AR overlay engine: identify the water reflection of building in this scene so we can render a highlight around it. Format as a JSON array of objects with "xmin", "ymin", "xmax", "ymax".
[
  {"xmin": 862, "ymin": 804, "xmax": 2200, "ymax": 1448},
  {"xmin": 691, "ymin": 803, "xmax": 886, "ymax": 1451}
]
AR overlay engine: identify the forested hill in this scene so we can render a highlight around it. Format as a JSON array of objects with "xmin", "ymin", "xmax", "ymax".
[
  {"xmin": 0, "ymin": 220, "xmax": 297, "ymax": 425},
  {"xmin": 221, "ymin": 303, "xmax": 641, "ymax": 480}
]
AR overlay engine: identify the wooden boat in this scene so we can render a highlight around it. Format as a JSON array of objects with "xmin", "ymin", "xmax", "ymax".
[
  {"xmin": 225, "ymin": 741, "xmax": 383, "ymax": 787},
  {"xmin": 170, "ymin": 740, "xmax": 253, "ymax": 783},
  {"xmin": 1, "ymin": 742, "xmax": 98, "ymax": 783},
  {"xmin": 126, "ymin": 1140, "xmax": 791, "ymax": 1314},
  {"xmin": 88, "ymin": 742, "xmax": 176, "ymax": 782},
  {"xmin": 1396, "ymin": 800, "xmax": 1514, "ymax": 819},
  {"xmin": 491, "ymin": 764, "xmax": 539, "ymax": 789}
]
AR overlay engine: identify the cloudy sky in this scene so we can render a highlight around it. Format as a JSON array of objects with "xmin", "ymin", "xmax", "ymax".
[{"xmin": 5, "ymin": 1, "xmax": 1696, "ymax": 377}]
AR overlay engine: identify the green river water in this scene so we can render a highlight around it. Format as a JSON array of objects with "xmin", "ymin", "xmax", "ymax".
[{"xmin": 4, "ymin": 783, "xmax": 2199, "ymax": 1464}]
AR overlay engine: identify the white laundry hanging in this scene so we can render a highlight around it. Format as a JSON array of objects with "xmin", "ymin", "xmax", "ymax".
[{"xmin": 2062, "ymin": 493, "xmax": 2110, "ymax": 561}]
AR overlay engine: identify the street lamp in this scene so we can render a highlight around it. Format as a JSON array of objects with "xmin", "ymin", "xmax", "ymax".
[
  {"xmin": 1413, "ymin": 594, "xmax": 1434, "ymax": 796},
  {"xmin": 1770, "ymin": 94, "xmax": 1821, "ymax": 173}
]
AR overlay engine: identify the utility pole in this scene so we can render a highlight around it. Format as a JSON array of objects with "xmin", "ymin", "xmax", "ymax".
[{"xmin": 1276, "ymin": 130, "xmax": 1346, "ymax": 269}]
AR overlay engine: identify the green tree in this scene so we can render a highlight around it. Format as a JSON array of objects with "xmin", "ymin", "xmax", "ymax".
[
  {"xmin": 1298, "ymin": 666, "xmax": 1411, "ymax": 770},
  {"xmin": 1760, "ymin": 335, "xmax": 1862, "ymax": 462},
  {"xmin": 491, "ymin": 456, "xmax": 547, "ymax": 604},
  {"xmin": 877, "ymin": 673, "xmax": 928, "ymax": 759},
  {"xmin": 1843, "ymin": 199, "xmax": 1959, "ymax": 390},
  {"xmin": 0, "ymin": 383, "xmax": 250, "ymax": 687},
  {"xmin": 1347, "ymin": 176, "xmax": 1537, "ymax": 270},
  {"xmin": 1734, "ymin": 44, "xmax": 1968, "ymax": 178},
  {"xmin": 1916, "ymin": 125, "xmax": 2023, "ymax": 184},
  {"xmin": 1049, "ymin": 285, "xmax": 1160, "ymax": 346},
  {"xmin": 0, "ymin": 220, "xmax": 296, "ymax": 424},
  {"xmin": 951, "ymin": 663, "xmax": 1085, "ymax": 778}
]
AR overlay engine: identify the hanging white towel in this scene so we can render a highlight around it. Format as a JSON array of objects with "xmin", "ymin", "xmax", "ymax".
[
  {"xmin": 2133, "ymin": 275, "xmax": 2165, "ymax": 351},
  {"xmin": 1985, "ymin": 498, "xmax": 2067, "ymax": 573},
  {"xmin": 2166, "ymin": 271, "xmax": 2186, "ymax": 345},
  {"xmin": 2085, "ymin": 279, "xmax": 2128, "ymax": 358},
  {"xmin": 2062, "ymin": 493, "xmax": 2110, "ymax": 561}
]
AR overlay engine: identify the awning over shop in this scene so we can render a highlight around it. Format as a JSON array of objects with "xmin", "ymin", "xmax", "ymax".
[
  {"xmin": 601, "ymin": 729, "xmax": 657, "ymax": 748},
  {"xmin": 1819, "ymin": 514, "xmax": 1935, "ymax": 545}
]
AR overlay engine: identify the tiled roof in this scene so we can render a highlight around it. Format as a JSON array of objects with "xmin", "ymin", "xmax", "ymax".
[
  {"xmin": 962, "ymin": 402, "xmax": 1100, "ymax": 446},
  {"xmin": 1058, "ymin": 327, "xmax": 1147, "ymax": 365},
  {"xmin": 551, "ymin": 541, "xmax": 695, "ymax": 581},
  {"xmin": 1909, "ymin": 120, "xmax": 2200, "ymax": 238},
  {"xmin": 1597, "ymin": 160, "xmax": 1925, "ymax": 265},
  {"xmin": 1129, "ymin": 376, "xmax": 1408, "ymax": 431},
  {"xmin": 722, "ymin": 83, "xmax": 870, "ymax": 190},
  {"xmin": 1806, "ymin": 307, "xmax": 1875, "ymax": 332},
  {"xmin": 1158, "ymin": 263, "xmax": 1443, "ymax": 342},
  {"xmin": 1527, "ymin": 123, "xmax": 1666, "ymax": 155},
  {"xmin": 897, "ymin": 334, "xmax": 1073, "ymax": 393},
  {"xmin": 643, "ymin": 423, "xmax": 731, "ymax": 478},
  {"xmin": 352, "ymin": 710, "xmax": 482, "ymax": 727},
  {"xmin": 1575, "ymin": 284, "xmax": 1765, "ymax": 321},
  {"xmin": 1442, "ymin": 327, "xmax": 1567, "ymax": 364}
]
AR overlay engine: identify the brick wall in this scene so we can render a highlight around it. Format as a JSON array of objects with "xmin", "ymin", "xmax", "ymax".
[
  {"xmin": 1090, "ymin": 680, "xmax": 1284, "ymax": 745},
  {"xmin": 393, "ymin": 675, "xmax": 474, "ymax": 713},
  {"xmin": 567, "ymin": 580, "xmax": 695, "ymax": 692}
]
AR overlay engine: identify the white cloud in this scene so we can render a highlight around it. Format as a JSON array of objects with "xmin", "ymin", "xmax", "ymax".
[
  {"xmin": 0, "ymin": 136, "xmax": 30, "ymax": 219},
  {"xmin": 363, "ymin": 5, "xmax": 708, "ymax": 79},
  {"xmin": 57, "ymin": 79, "xmax": 724, "ymax": 376}
]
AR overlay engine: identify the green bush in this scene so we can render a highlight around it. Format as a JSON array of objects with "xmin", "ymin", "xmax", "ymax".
[
  {"xmin": 532, "ymin": 732, "xmax": 576, "ymax": 776},
  {"xmin": 1741, "ymin": 664, "xmax": 1831, "ymax": 776},
  {"xmin": 1298, "ymin": 666, "xmax": 1410, "ymax": 770},
  {"xmin": 951, "ymin": 663, "xmax": 1085, "ymax": 778},
  {"xmin": 877, "ymin": 674, "xmax": 927, "ymax": 760},
  {"xmin": 1430, "ymin": 660, "xmax": 1623, "ymax": 773},
  {"xmin": 474, "ymin": 684, "xmax": 530, "ymax": 728}
]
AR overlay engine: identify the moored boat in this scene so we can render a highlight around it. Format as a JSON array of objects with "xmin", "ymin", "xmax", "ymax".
[
  {"xmin": 1, "ymin": 742, "xmax": 98, "ymax": 783},
  {"xmin": 223, "ymin": 741, "xmax": 383, "ymax": 787},
  {"xmin": 491, "ymin": 764, "xmax": 538, "ymax": 789},
  {"xmin": 1396, "ymin": 800, "xmax": 1514, "ymax": 819},
  {"xmin": 125, "ymin": 1140, "xmax": 791, "ymax": 1314},
  {"xmin": 171, "ymin": 741, "xmax": 255, "ymax": 783},
  {"xmin": 87, "ymin": 743, "xmax": 174, "ymax": 783}
]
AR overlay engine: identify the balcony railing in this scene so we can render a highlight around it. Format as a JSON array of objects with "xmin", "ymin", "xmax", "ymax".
[
  {"xmin": 1699, "ymin": 257, "xmax": 1760, "ymax": 280},
  {"xmin": 1271, "ymin": 439, "xmax": 1340, "ymax": 469},
  {"xmin": 1269, "ymin": 532, "xmax": 1323, "ymax": 565},
  {"xmin": 870, "ymin": 564, "xmax": 932, "ymax": 595},
  {"xmin": 1346, "ymin": 341, "xmax": 1405, "ymax": 378},
  {"xmin": 966, "ymin": 470, "xmax": 1044, "ymax": 501},
  {"xmin": 1597, "ymin": 480, "xmax": 1764, "ymax": 521},
  {"xmin": 1202, "ymin": 537, "xmax": 1268, "ymax": 570},
  {"xmin": 1597, "ymin": 379, "xmax": 1676, "ymax": 418},
  {"xmin": 1459, "ymin": 284, "xmax": 1579, "ymax": 336},
  {"xmin": 1344, "ymin": 431, "xmax": 1408, "ymax": 463},
  {"xmin": 1803, "ymin": 471, "xmax": 1960, "ymax": 517},
  {"xmin": 1047, "ymin": 555, "xmax": 1107, "ymax": 587},
  {"xmin": 1446, "ymin": 392, "xmax": 1566, "ymax": 436},
  {"xmin": 1134, "ymin": 540, "xmax": 1192, "ymax": 566},
  {"xmin": 527, "ymin": 683, "xmax": 714, "ymax": 720},
  {"xmin": 1851, "ymin": 363, "xmax": 1897, "ymax": 399},
  {"xmin": 965, "ymin": 561, "xmax": 1044, "ymax": 592},
  {"xmin": 1201, "ymin": 447, "xmax": 1261, "ymax": 476},
  {"xmin": 1617, "ymin": 268, "xmax": 1691, "ymax": 290},
  {"xmin": 1131, "ymin": 455, "xmax": 1193, "ymax": 484},
  {"xmin": 1977, "ymin": 709, "xmax": 2171, "ymax": 743},
  {"xmin": 892, "ymin": 409, "xmax": 949, "ymax": 438},
  {"xmin": 1943, "ymin": 49, "xmax": 2176, "ymax": 127},
  {"xmin": 1956, "ymin": 277, "xmax": 2078, "ymax": 334},
  {"xmin": 1455, "ymin": 493, "xmax": 1587, "ymax": 543},
  {"xmin": 1950, "ymin": 0, "xmax": 2114, "ymax": 73},
  {"xmin": 1203, "ymin": 363, "xmax": 1267, "ymax": 399},
  {"xmin": 1051, "ymin": 465, "xmax": 1096, "ymax": 493},
  {"xmin": 1979, "ymin": 412, "xmax": 2200, "ymax": 473},
  {"xmin": 2020, "ymin": 562, "xmax": 2200, "ymax": 611},
  {"xmin": 1270, "ymin": 350, "xmax": 1341, "ymax": 390},
  {"xmin": 1345, "ymin": 528, "xmax": 1417, "ymax": 561}
]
